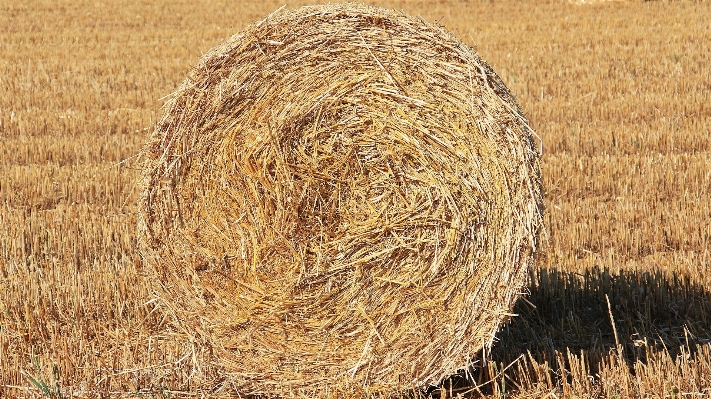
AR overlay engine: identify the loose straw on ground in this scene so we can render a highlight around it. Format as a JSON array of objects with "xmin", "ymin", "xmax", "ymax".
[{"xmin": 138, "ymin": 3, "xmax": 544, "ymax": 397}]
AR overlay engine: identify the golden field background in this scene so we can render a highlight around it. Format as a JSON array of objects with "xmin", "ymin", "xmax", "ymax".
[{"xmin": 1, "ymin": 0, "xmax": 710, "ymax": 397}]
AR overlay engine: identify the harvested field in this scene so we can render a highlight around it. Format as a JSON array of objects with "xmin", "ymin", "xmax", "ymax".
[{"xmin": 1, "ymin": 0, "xmax": 710, "ymax": 398}]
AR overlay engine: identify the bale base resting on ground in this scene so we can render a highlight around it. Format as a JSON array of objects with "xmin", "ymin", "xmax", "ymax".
[{"xmin": 138, "ymin": 3, "xmax": 544, "ymax": 397}]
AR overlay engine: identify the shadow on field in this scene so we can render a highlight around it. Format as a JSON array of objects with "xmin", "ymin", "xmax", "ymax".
[{"xmin": 430, "ymin": 266, "xmax": 711, "ymax": 397}]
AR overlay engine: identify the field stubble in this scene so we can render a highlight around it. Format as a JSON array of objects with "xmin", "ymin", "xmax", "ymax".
[{"xmin": 1, "ymin": 0, "xmax": 710, "ymax": 397}]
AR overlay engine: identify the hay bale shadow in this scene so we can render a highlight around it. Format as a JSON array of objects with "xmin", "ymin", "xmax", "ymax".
[{"xmin": 431, "ymin": 266, "xmax": 711, "ymax": 397}]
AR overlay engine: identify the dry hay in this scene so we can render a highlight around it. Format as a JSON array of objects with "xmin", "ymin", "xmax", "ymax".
[{"xmin": 138, "ymin": 3, "xmax": 544, "ymax": 397}]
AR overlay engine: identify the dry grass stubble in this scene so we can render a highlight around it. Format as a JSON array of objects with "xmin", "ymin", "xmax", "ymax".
[{"xmin": 1, "ymin": 0, "xmax": 710, "ymax": 397}]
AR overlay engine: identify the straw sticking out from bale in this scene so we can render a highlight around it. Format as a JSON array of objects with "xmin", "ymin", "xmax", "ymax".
[{"xmin": 138, "ymin": 3, "xmax": 544, "ymax": 397}]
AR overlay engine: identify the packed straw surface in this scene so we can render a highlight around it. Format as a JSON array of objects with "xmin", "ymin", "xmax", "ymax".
[{"xmin": 138, "ymin": 3, "xmax": 544, "ymax": 397}]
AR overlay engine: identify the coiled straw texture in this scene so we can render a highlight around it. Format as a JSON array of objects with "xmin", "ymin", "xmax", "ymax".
[{"xmin": 138, "ymin": 3, "xmax": 544, "ymax": 397}]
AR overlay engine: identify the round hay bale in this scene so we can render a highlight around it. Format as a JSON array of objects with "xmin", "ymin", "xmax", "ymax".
[{"xmin": 138, "ymin": 3, "xmax": 544, "ymax": 397}]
